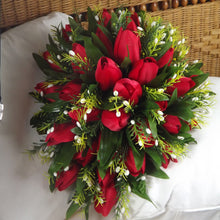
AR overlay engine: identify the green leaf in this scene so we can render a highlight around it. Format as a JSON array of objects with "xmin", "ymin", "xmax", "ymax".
[
  {"xmin": 126, "ymin": 128, "xmax": 144, "ymax": 170},
  {"xmin": 128, "ymin": 176, "xmax": 152, "ymax": 202},
  {"xmin": 49, "ymin": 176, "xmax": 56, "ymax": 192},
  {"xmin": 147, "ymin": 113, "xmax": 158, "ymax": 138},
  {"xmin": 190, "ymin": 73, "xmax": 209, "ymax": 90},
  {"xmin": 148, "ymin": 167, "xmax": 169, "ymax": 179},
  {"xmin": 98, "ymin": 127, "xmax": 123, "ymax": 169},
  {"xmin": 145, "ymin": 154, "xmax": 169, "ymax": 179},
  {"xmin": 71, "ymin": 127, "xmax": 82, "ymax": 135},
  {"xmin": 66, "ymin": 201, "xmax": 80, "ymax": 220},
  {"xmin": 156, "ymin": 42, "xmax": 173, "ymax": 60},
  {"xmin": 68, "ymin": 17, "xmax": 84, "ymax": 34},
  {"xmin": 33, "ymin": 53, "xmax": 50, "ymax": 72},
  {"xmin": 76, "ymin": 35, "xmax": 103, "ymax": 65},
  {"xmin": 166, "ymin": 101, "xmax": 194, "ymax": 121},
  {"xmin": 87, "ymin": 7, "xmax": 98, "ymax": 33},
  {"xmin": 168, "ymin": 88, "xmax": 177, "ymax": 107},
  {"xmin": 91, "ymin": 32, "xmax": 110, "ymax": 57},
  {"xmin": 97, "ymin": 24, "xmax": 114, "ymax": 43},
  {"xmin": 145, "ymin": 148, "xmax": 163, "ymax": 168},
  {"xmin": 98, "ymin": 165, "xmax": 107, "ymax": 180},
  {"xmin": 120, "ymin": 56, "xmax": 131, "ymax": 73},
  {"xmin": 48, "ymin": 142, "xmax": 76, "ymax": 175}
]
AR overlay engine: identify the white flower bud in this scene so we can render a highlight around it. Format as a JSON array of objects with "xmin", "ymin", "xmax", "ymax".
[
  {"xmin": 113, "ymin": 90, "xmax": 118, "ymax": 96},
  {"xmin": 159, "ymin": 116, "xmax": 164, "ymax": 121},
  {"xmin": 141, "ymin": 176, "xmax": 146, "ymax": 181},
  {"xmin": 127, "ymin": 185, "xmax": 131, "ymax": 193},
  {"xmin": 155, "ymin": 139, "xmax": 159, "ymax": 146},
  {"xmin": 192, "ymin": 97, "xmax": 199, "ymax": 101},
  {"xmin": 158, "ymin": 88, "xmax": 164, "ymax": 93},
  {"xmin": 48, "ymin": 59, "xmax": 53, "ymax": 64},
  {"xmin": 57, "ymin": 55, "xmax": 61, "ymax": 60},
  {"xmin": 116, "ymin": 166, "xmax": 121, "ymax": 173},
  {"xmin": 146, "ymin": 128, "xmax": 151, "ymax": 134},
  {"xmin": 50, "ymin": 127, "xmax": 54, "ymax": 133},
  {"xmin": 86, "ymin": 108, "xmax": 92, "ymax": 114},
  {"xmin": 76, "ymin": 121, "xmax": 81, "ymax": 129},
  {"xmin": 172, "ymin": 74, "xmax": 177, "ymax": 79},
  {"xmin": 179, "ymin": 51, "xmax": 182, "ymax": 56},
  {"xmin": 154, "ymin": 38, "xmax": 158, "ymax": 44},
  {"xmin": 124, "ymin": 170, "xmax": 130, "ymax": 176},
  {"xmin": 138, "ymin": 140, "xmax": 143, "ymax": 147},
  {"xmin": 47, "ymin": 84, "xmax": 53, "ymax": 88},
  {"xmin": 137, "ymin": 26, "xmax": 144, "ymax": 31},
  {"xmin": 40, "ymin": 91, "xmax": 44, "ymax": 97},
  {"xmin": 69, "ymin": 50, "xmax": 75, "ymax": 56},
  {"xmin": 116, "ymin": 111, "xmax": 121, "ymax": 117},
  {"xmin": 159, "ymin": 41, "xmax": 165, "ymax": 45},
  {"xmin": 162, "ymin": 33, "xmax": 166, "ymax": 39},
  {"xmin": 83, "ymin": 114, "xmax": 87, "ymax": 121},
  {"xmin": 170, "ymin": 29, "xmax": 174, "ymax": 35},
  {"xmin": 63, "ymin": 110, "xmax": 68, "ymax": 115},
  {"xmin": 121, "ymin": 207, "xmax": 125, "ymax": 214},
  {"xmin": 138, "ymin": 16, "xmax": 142, "ymax": 23},
  {"xmin": 193, "ymin": 60, "xmax": 199, "ymax": 63},
  {"xmin": 130, "ymin": 120, "xmax": 135, "ymax": 125},
  {"xmin": 182, "ymin": 38, "xmax": 185, "ymax": 44},
  {"xmin": 80, "ymin": 98, "xmax": 86, "ymax": 104},
  {"xmin": 53, "ymin": 172, "xmax": 57, "ymax": 177},
  {"xmin": 157, "ymin": 110, "xmax": 164, "ymax": 116},
  {"xmin": 151, "ymin": 21, "xmax": 156, "ymax": 27},
  {"xmin": 95, "ymin": 15, "xmax": 99, "ymax": 21},
  {"xmin": 64, "ymin": 166, "xmax": 69, "ymax": 171},
  {"xmin": 69, "ymin": 36, "xmax": 73, "ymax": 41},
  {"xmin": 177, "ymin": 136, "xmax": 185, "ymax": 140},
  {"xmin": 123, "ymin": 100, "xmax": 129, "ymax": 106},
  {"xmin": 74, "ymin": 135, "xmax": 79, "ymax": 140},
  {"xmin": 178, "ymin": 41, "xmax": 182, "ymax": 45},
  {"xmin": 49, "ymin": 152, "xmax": 54, "ymax": 158},
  {"xmin": 169, "ymin": 37, "xmax": 173, "ymax": 42}
]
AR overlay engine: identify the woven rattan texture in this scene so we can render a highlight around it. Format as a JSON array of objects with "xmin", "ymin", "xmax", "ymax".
[
  {"xmin": 150, "ymin": 2, "xmax": 220, "ymax": 76},
  {"xmin": 1, "ymin": 0, "xmax": 219, "ymax": 76}
]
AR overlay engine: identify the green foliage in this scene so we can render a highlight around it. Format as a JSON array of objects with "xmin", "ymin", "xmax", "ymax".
[{"xmin": 48, "ymin": 142, "xmax": 76, "ymax": 175}]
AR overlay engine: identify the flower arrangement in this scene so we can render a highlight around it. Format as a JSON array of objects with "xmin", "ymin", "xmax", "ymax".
[{"xmin": 29, "ymin": 7, "xmax": 215, "ymax": 220}]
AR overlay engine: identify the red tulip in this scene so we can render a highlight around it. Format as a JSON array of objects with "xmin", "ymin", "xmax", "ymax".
[
  {"xmin": 131, "ymin": 12, "xmax": 140, "ymax": 26},
  {"xmin": 156, "ymin": 101, "xmax": 168, "ymax": 111},
  {"xmin": 162, "ymin": 152, "xmax": 178, "ymax": 169},
  {"xmin": 43, "ymin": 51, "xmax": 61, "ymax": 71},
  {"xmin": 128, "ymin": 57, "xmax": 159, "ymax": 85},
  {"xmin": 59, "ymin": 81, "xmax": 81, "ymax": 101},
  {"xmin": 71, "ymin": 43, "xmax": 89, "ymax": 74},
  {"xmin": 163, "ymin": 115, "xmax": 182, "ymax": 134},
  {"xmin": 113, "ymin": 78, "xmax": 142, "ymax": 106},
  {"xmin": 69, "ymin": 107, "xmax": 101, "ymax": 122},
  {"xmin": 166, "ymin": 77, "xmax": 196, "ymax": 97},
  {"xmin": 35, "ymin": 82, "xmax": 61, "ymax": 102},
  {"xmin": 74, "ymin": 139, "xmax": 98, "ymax": 167},
  {"xmin": 45, "ymin": 123, "xmax": 75, "ymax": 146},
  {"xmin": 102, "ymin": 9, "xmax": 111, "ymax": 27},
  {"xmin": 95, "ymin": 57, "xmax": 122, "ymax": 91},
  {"xmin": 55, "ymin": 164, "xmax": 80, "ymax": 191},
  {"xmin": 114, "ymin": 27, "xmax": 141, "ymax": 64},
  {"xmin": 157, "ymin": 48, "xmax": 174, "ymax": 69},
  {"xmin": 101, "ymin": 109, "xmax": 129, "ymax": 131},
  {"xmin": 125, "ymin": 148, "xmax": 146, "ymax": 177},
  {"xmin": 62, "ymin": 24, "xmax": 72, "ymax": 42},
  {"xmin": 95, "ymin": 170, "xmax": 117, "ymax": 217}
]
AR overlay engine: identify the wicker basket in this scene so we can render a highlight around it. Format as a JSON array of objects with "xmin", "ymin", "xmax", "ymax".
[{"xmin": 1, "ymin": 0, "xmax": 220, "ymax": 76}]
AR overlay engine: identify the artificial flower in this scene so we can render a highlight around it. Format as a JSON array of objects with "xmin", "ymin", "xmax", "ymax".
[
  {"xmin": 163, "ymin": 115, "xmax": 182, "ymax": 134},
  {"xmin": 166, "ymin": 76, "xmax": 196, "ymax": 97},
  {"xmin": 45, "ymin": 123, "xmax": 75, "ymax": 146},
  {"xmin": 55, "ymin": 164, "xmax": 80, "ymax": 191},
  {"xmin": 113, "ymin": 78, "xmax": 142, "ymax": 105},
  {"xmin": 128, "ymin": 57, "xmax": 159, "ymax": 85},
  {"xmin": 101, "ymin": 109, "xmax": 129, "ymax": 131},
  {"xmin": 95, "ymin": 57, "xmax": 122, "ymax": 91},
  {"xmin": 157, "ymin": 48, "xmax": 174, "ymax": 69},
  {"xmin": 125, "ymin": 148, "xmax": 146, "ymax": 177},
  {"xmin": 43, "ymin": 51, "xmax": 61, "ymax": 71},
  {"xmin": 114, "ymin": 27, "xmax": 141, "ymax": 64}
]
